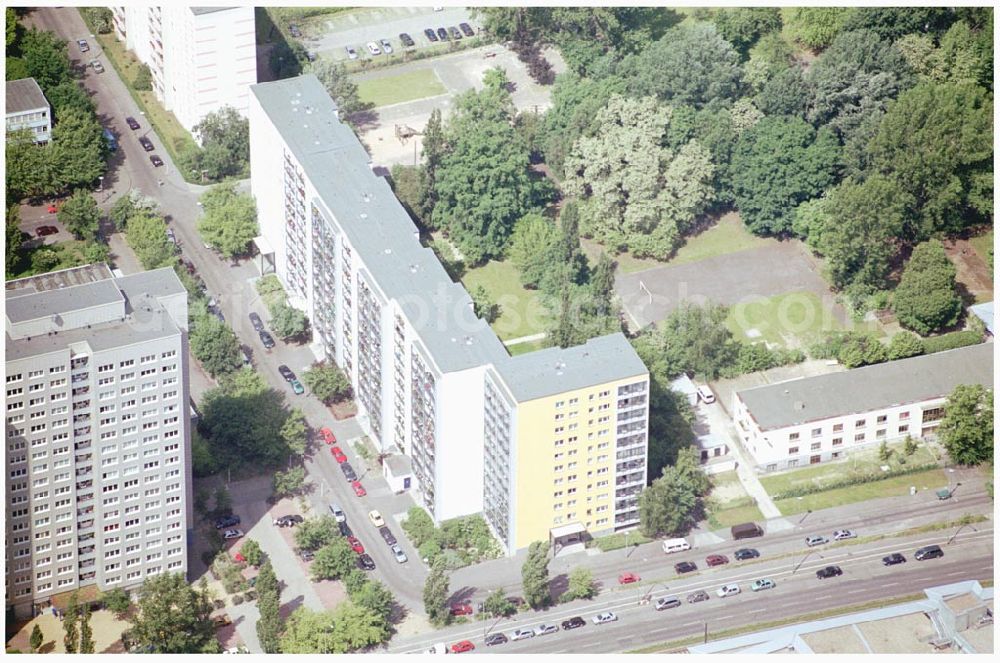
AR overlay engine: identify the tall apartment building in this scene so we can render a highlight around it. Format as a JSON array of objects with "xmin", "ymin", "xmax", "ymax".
[
  {"xmin": 6, "ymin": 78, "xmax": 52, "ymax": 144},
  {"xmin": 248, "ymin": 75, "xmax": 649, "ymax": 555},
  {"xmin": 733, "ymin": 343, "xmax": 993, "ymax": 472},
  {"xmin": 110, "ymin": 6, "xmax": 256, "ymax": 135},
  {"xmin": 5, "ymin": 265, "xmax": 192, "ymax": 619}
]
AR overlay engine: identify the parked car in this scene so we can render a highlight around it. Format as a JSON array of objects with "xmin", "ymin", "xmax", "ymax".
[
  {"xmin": 273, "ymin": 514, "xmax": 304, "ymax": 527},
  {"xmin": 655, "ymin": 596, "xmax": 682, "ymax": 610},
  {"xmin": 290, "ymin": 379, "xmax": 304, "ymax": 395},
  {"xmin": 510, "ymin": 628, "xmax": 535, "ymax": 641},
  {"xmin": 331, "ymin": 446, "xmax": 347, "ymax": 464},
  {"xmin": 299, "ymin": 549, "xmax": 315, "ymax": 562},
  {"xmin": 816, "ymin": 565, "xmax": 843, "ymax": 579},
  {"xmin": 734, "ymin": 548, "xmax": 760, "ymax": 561},
  {"xmin": 35, "ymin": 225, "xmax": 59, "ymax": 237},
  {"xmin": 833, "ymin": 529, "xmax": 856, "ymax": 541},
  {"xmin": 351, "ymin": 480, "xmax": 366, "ymax": 497},
  {"xmin": 139, "ymin": 136, "xmax": 154, "ymax": 151},
  {"xmin": 368, "ymin": 510, "xmax": 385, "ymax": 527},
  {"xmin": 450, "ymin": 641, "xmax": 474, "ymax": 654},
  {"xmin": 484, "ymin": 633, "xmax": 507, "ymax": 646},
  {"xmin": 751, "ymin": 578, "xmax": 776, "ymax": 592},
  {"xmin": 378, "ymin": 526, "xmax": 397, "ymax": 546},
  {"xmin": 338, "ymin": 521, "xmax": 352, "ymax": 537},
  {"xmin": 319, "ymin": 427, "xmax": 336, "ymax": 444},
  {"xmin": 366, "ymin": 41, "xmax": 381, "ymax": 56},
  {"xmin": 448, "ymin": 26, "xmax": 462, "ymax": 40},
  {"xmin": 561, "ymin": 616, "xmax": 586, "ymax": 630},
  {"xmin": 77, "ymin": 39, "xmax": 89, "ymax": 52},
  {"xmin": 259, "ymin": 330, "xmax": 275, "ymax": 348},
  {"xmin": 706, "ymin": 554, "xmax": 729, "ymax": 567},
  {"xmin": 356, "ymin": 553, "xmax": 376, "ymax": 571},
  {"xmin": 149, "ymin": 154, "xmax": 163, "ymax": 167},
  {"xmin": 249, "ymin": 311, "xmax": 264, "ymax": 332},
  {"xmin": 347, "ymin": 536, "xmax": 365, "ymax": 554},
  {"xmin": 533, "ymin": 624, "xmax": 558, "ymax": 636},
  {"xmin": 914, "ymin": 545, "xmax": 944, "ymax": 561},
  {"xmin": 277, "ymin": 365, "xmax": 295, "ymax": 381},
  {"xmin": 213, "ymin": 614, "xmax": 232, "ymax": 627},
  {"xmin": 214, "ymin": 515, "xmax": 241, "ymax": 529},
  {"xmin": 424, "ymin": 28, "xmax": 438, "ymax": 42},
  {"xmin": 46, "ymin": 203, "xmax": 59, "ymax": 214},
  {"xmin": 805, "ymin": 535, "xmax": 829, "ymax": 547},
  {"xmin": 459, "ymin": 22, "xmax": 475, "ymax": 37},
  {"xmin": 882, "ymin": 553, "xmax": 906, "ymax": 566},
  {"xmin": 674, "ymin": 561, "xmax": 698, "ymax": 574},
  {"xmin": 450, "ymin": 601, "xmax": 473, "ymax": 616},
  {"xmin": 618, "ymin": 572, "xmax": 640, "ymax": 584},
  {"xmin": 90, "ymin": 60, "xmax": 104, "ymax": 73},
  {"xmin": 165, "ymin": 228, "xmax": 178, "ymax": 247},
  {"xmin": 223, "ymin": 529, "xmax": 244, "ymax": 540},
  {"xmin": 436, "ymin": 27, "xmax": 448, "ymax": 40},
  {"xmin": 716, "ymin": 584, "xmax": 741, "ymax": 598},
  {"xmin": 345, "ymin": 46, "xmax": 358, "ymax": 60},
  {"xmin": 379, "ymin": 38, "xmax": 393, "ymax": 54},
  {"xmin": 329, "ymin": 503, "xmax": 346, "ymax": 523},
  {"xmin": 400, "ymin": 32, "xmax": 415, "ymax": 47},
  {"xmin": 391, "ymin": 544, "xmax": 408, "ymax": 563},
  {"xmin": 592, "ymin": 612, "xmax": 618, "ymax": 625},
  {"xmin": 126, "ymin": 116, "xmax": 140, "ymax": 130},
  {"xmin": 686, "ymin": 590, "xmax": 710, "ymax": 603},
  {"xmin": 340, "ymin": 462, "xmax": 357, "ymax": 481}
]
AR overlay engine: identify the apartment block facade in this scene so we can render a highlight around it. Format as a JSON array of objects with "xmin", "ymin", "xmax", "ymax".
[
  {"xmin": 733, "ymin": 343, "xmax": 993, "ymax": 472},
  {"xmin": 248, "ymin": 75, "xmax": 649, "ymax": 555},
  {"xmin": 6, "ymin": 78, "xmax": 52, "ymax": 144},
  {"xmin": 111, "ymin": 6, "xmax": 256, "ymax": 135},
  {"xmin": 5, "ymin": 265, "xmax": 192, "ymax": 619}
]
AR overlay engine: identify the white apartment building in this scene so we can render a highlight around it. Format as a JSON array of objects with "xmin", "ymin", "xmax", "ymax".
[
  {"xmin": 5, "ymin": 265, "xmax": 192, "ymax": 619},
  {"xmin": 111, "ymin": 6, "xmax": 256, "ymax": 135},
  {"xmin": 248, "ymin": 75, "xmax": 649, "ymax": 554},
  {"xmin": 6, "ymin": 78, "xmax": 52, "ymax": 144},
  {"xmin": 733, "ymin": 343, "xmax": 994, "ymax": 472}
]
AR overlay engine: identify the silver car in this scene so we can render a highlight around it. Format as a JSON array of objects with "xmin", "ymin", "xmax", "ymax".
[
  {"xmin": 345, "ymin": 46, "xmax": 358, "ymax": 60},
  {"xmin": 379, "ymin": 38, "xmax": 393, "ymax": 54},
  {"xmin": 533, "ymin": 624, "xmax": 558, "ymax": 636},
  {"xmin": 833, "ymin": 529, "xmax": 856, "ymax": 541},
  {"xmin": 391, "ymin": 543, "xmax": 407, "ymax": 563},
  {"xmin": 510, "ymin": 628, "xmax": 534, "ymax": 641},
  {"xmin": 805, "ymin": 535, "xmax": 829, "ymax": 547}
]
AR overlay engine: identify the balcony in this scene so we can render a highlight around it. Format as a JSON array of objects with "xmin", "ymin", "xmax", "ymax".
[
  {"xmin": 76, "ymin": 480, "xmax": 93, "ymax": 491},
  {"xmin": 77, "ymin": 518, "xmax": 94, "ymax": 529},
  {"xmin": 74, "ymin": 440, "xmax": 91, "ymax": 452},
  {"xmin": 79, "ymin": 572, "xmax": 96, "ymax": 582}
]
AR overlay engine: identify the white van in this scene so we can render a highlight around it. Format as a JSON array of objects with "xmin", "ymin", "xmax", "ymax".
[
  {"xmin": 427, "ymin": 643, "xmax": 448, "ymax": 654},
  {"xmin": 661, "ymin": 537, "xmax": 691, "ymax": 554},
  {"xmin": 697, "ymin": 385, "xmax": 716, "ymax": 404}
]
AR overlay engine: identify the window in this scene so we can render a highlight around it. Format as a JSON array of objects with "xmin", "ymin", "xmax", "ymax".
[
  {"xmin": 832, "ymin": 437, "xmax": 843, "ymax": 447},
  {"xmin": 788, "ymin": 446, "xmax": 799, "ymax": 455},
  {"xmin": 875, "ymin": 429, "xmax": 886, "ymax": 439},
  {"xmin": 898, "ymin": 425, "xmax": 909, "ymax": 434},
  {"xmin": 922, "ymin": 407, "xmax": 944, "ymax": 423},
  {"xmin": 811, "ymin": 428, "xmax": 822, "ymax": 438},
  {"xmin": 810, "ymin": 442, "xmax": 821, "ymax": 451},
  {"xmin": 899, "ymin": 411, "xmax": 910, "ymax": 421},
  {"xmin": 788, "ymin": 432, "xmax": 800, "ymax": 441},
  {"xmin": 855, "ymin": 419, "xmax": 866, "ymax": 428},
  {"xmin": 854, "ymin": 433, "xmax": 865, "ymax": 442},
  {"xmin": 876, "ymin": 414, "xmax": 887, "ymax": 424}
]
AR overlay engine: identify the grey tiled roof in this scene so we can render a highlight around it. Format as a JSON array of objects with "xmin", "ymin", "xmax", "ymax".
[
  {"xmin": 5, "ymin": 78, "xmax": 49, "ymax": 115},
  {"xmin": 737, "ymin": 343, "xmax": 994, "ymax": 431}
]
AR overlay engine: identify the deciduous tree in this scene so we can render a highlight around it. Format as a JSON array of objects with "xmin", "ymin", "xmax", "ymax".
[
  {"xmin": 272, "ymin": 466, "xmax": 307, "ymax": 498},
  {"xmin": 938, "ymin": 384, "xmax": 993, "ymax": 466},
  {"xmin": 189, "ymin": 309, "xmax": 242, "ymax": 377},
  {"xmin": 191, "ymin": 106, "xmax": 250, "ymax": 180},
  {"xmin": 302, "ymin": 362, "xmax": 351, "ymax": 405},
  {"xmin": 126, "ymin": 575, "xmax": 219, "ymax": 653},
  {"xmin": 29, "ymin": 624, "xmax": 43, "ymax": 653},
  {"xmin": 887, "ymin": 331, "xmax": 925, "ymax": 360},
  {"xmin": 783, "ymin": 7, "xmax": 855, "ymax": 50},
  {"xmin": 507, "ymin": 213, "xmax": 558, "ymax": 289},
  {"xmin": 255, "ymin": 561, "xmax": 281, "ymax": 653},
  {"xmin": 713, "ymin": 7, "xmax": 781, "ymax": 58},
  {"xmin": 306, "ymin": 58, "xmax": 368, "ymax": 117},
  {"xmin": 423, "ymin": 558, "xmax": 451, "ymax": 626},
  {"xmin": 293, "ymin": 516, "xmax": 340, "ymax": 552},
  {"xmin": 893, "ymin": 239, "xmax": 962, "ymax": 335},
  {"xmin": 639, "ymin": 463, "xmax": 701, "ymax": 537},
  {"xmin": 565, "ymin": 568, "xmax": 597, "ymax": 600},
  {"xmin": 50, "ymin": 106, "xmax": 105, "ymax": 190},
  {"xmin": 125, "ymin": 209, "xmax": 175, "ymax": 270},
  {"xmin": 268, "ymin": 300, "xmax": 310, "ymax": 340},
  {"xmin": 197, "ymin": 183, "xmax": 259, "ymax": 259},
  {"xmin": 521, "ymin": 541, "xmax": 550, "ymax": 608}
]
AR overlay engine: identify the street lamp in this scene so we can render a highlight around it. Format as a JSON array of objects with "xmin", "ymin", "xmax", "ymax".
[{"xmin": 98, "ymin": 176, "xmax": 104, "ymax": 192}]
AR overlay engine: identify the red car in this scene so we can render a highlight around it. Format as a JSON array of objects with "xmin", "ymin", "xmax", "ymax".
[
  {"xmin": 618, "ymin": 572, "xmax": 640, "ymax": 585},
  {"xmin": 331, "ymin": 446, "xmax": 347, "ymax": 464},
  {"xmin": 347, "ymin": 536, "xmax": 365, "ymax": 555},
  {"xmin": 449, "ymin": 601, "xmax": 473, "ymax": 616},
  {"xmin": 706, "ymin": 554, "xmax": 729, "ymax": 567},
  {"xmin": 351, "ymin": 480, "xmax": 366, "ymax": 497},
  {"xmin": 46, "ymin": 203, "xmax": 58, "ymax": 214},
  {"xmin": 451, "ymin": 641, "xmax": 475, "ymax": 653},
  {"xmin": 320, "ymin": 427, "xmax": 336, "ymax": 444}
]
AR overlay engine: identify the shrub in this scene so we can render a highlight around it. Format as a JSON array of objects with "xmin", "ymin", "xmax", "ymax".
[
  {"xmin": 133, "ymin": 64, "xmax": 152, "ymax": 91},
  {"xmin": 922, "ymin": 330, "xmax": 982, "ymax": 355}
]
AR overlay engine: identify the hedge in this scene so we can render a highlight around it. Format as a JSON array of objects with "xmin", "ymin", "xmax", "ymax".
[{"xmin": 921, "ymin": 330, "xmax": 982, "ymax": 355}]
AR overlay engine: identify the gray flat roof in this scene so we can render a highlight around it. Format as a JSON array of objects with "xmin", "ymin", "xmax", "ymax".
[
  {"xmin": 737, "ymin": 343, "xmax": 994, "ymax": 431},
  {"xmin": 190, "ymin": 7, "xmax": 233, "ymax": 16},
  {"xmin": 114, "ymin": 267, "xmax": 187, "ymax": 301},
  {"xmin": 251, "ymin": 76, "xmax": 647, "ymax": 395},
  {"xmin": 6, "ymin": 78, "xmax": 49, "ymax": 115},
  {"xmin": 5, "ymin": 279, "xmax": 123, "ymax": 324}
]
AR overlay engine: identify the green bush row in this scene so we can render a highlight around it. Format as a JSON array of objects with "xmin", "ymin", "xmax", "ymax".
[
  {"xmin": 921, "ymin": 329, "xmax": 983, "ymax": 354},
  {"xmin": 770, "ymin": 462, "xmax": 940, "ymax": 500}
]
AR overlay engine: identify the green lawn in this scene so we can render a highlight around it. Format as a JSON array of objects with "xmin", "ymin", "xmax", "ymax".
[
  {"xmin": 969, "ymin": 229, "xmax": 993, "ymax": 267},
  {"xmin": 356, "ymin": 68, "xmax": 448, "ymax": 107},
  {"xmin": 773, "ymin": 468, "xmax": 947, "ymax": 515},
  {"xmin": 507, "ymin": 338, "xmax": 548, "ymax": 356},
  {"xmin": 461, "ymin": 260, "xmax": 551, "ymax": 341},
  {"xmin": 705, "ymin": 470, "xmax": 765, "ymax": 529},
  {"xmin": 725, "ymin": 290, "xmax": 857, "ymax": 349}
]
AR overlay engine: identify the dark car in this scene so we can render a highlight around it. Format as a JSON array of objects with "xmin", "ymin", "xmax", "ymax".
[
  {"xmin": 436, "ymin": 27, "xmax": 448, "ymax": 40},
  {"xmin": 274, "ymin": 514, "xmax": 303, "ymax": 527},
  {"xmin": 249, "ymin": 312, "xmax": 264, "ymax": 332},
  {"xmin": 299, "ymin": 549, "xmax": 315, "ymax": 562},
  {"xmin": 126, "ymin": 116, "xmax": 140, "ymax": 130},
  {"xmin": 816, "ymin": 565, "xmax": 843, "ymax": 579},
  {"xmin": 424, "ymin": 28, "xmax": 438, "ymax": 42},
  {"xmin": 706, "ymin": 554, "xmax": 729, "ymax": 567},
  {"xmin": 882, "ymin": 553, "xmax": 906, "ymax": 566},
  {"xmin": 338, "ymin": 521, "xmax": 352, "ymax": 537},
  {"xmin": 259, "ymin": 330, "xmax": 275, "ymax": 349},
  {"xmin": 379, "ymin": 526, "xmax": 397, "ymax": 546},
  {"xmin": 36, "ymin": 225, "xmax": 59, "ymax": 237},
  {"xmin": 561, "ymin": 616, "xmax": 586, "ymax": 630},
  {"xmin": 149, "ymin": 154, "xmax": 163, "ymax": 167},
  {"xmin": 214, "ymin": 515, "xmax": 240, "ymax": 529},
  {"xmin": 459, "ymin": 22, "xmax": 475, "ymax": 37},
  {"xmin": 675, "ymin": 561, "xmax": 698, "ymax": 574},
  {"xmin": 356, "ymin": 553, "xmax": 376, "ymax": 571},
  {"xmin": 914, "ymin": 545, "xmax": 944, "ymax": 561},
  {"xmin": 139, "ymin": 136, "xmax": 154, "ymax": 151},
  {"xmin": 448, "ymin": 26, "xmax": 462, "ymax": 40},
  {"xmin": 686, "ymin": 590, "xmax": 710, "ymax": 603},
  {"xmin": 278, "ymin": 365, "xmax": 296, "ymax": 382},
  {"xmin": 734, "ymin": 548, "xmax": 760, "ymax": 561},
  {"xmin": 400, "ymin": 32, "xmax": 415, "ymax": 47},
  {"xmin": 484, "ymin": 633, "xmax": 508, "ymax": 647},
  {"xmin": 341, "ymin": 462, "xmax": 357, "ymax": 481}
]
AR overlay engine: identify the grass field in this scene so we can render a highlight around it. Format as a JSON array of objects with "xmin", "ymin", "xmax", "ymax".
[
  {"xmin": 969, "ymin": 229, "xmax": 993, "ymax": 267},
  {"xmin": 705, "ymin": 470, "xmax": 765, "ymax": 529},
  {"xmin": 773, "ymin": 468, "xmax": 947, "ymax": 515},
  {"xmin": 356, "ymin": 68, "xmax": 448, "ymax": 107},
  {"xmin": 725, "ymin": 290, "xmax": 852, "ymax": 349},
  {"xmin": 507, "ymin": 338, "xmax": 548, "ymax": 356},
  {"xmin": 461, "ymin": 260, "xmax": 551, "ymax": 340}
]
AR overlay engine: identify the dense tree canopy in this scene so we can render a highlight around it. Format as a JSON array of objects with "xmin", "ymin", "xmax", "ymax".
[
  {"xmin": 197, "ymin": 183, "xmax": 259, "ymax": 258},
  {"xmin": 189, "ymin": 106, "xmax": 249, "ymax": 180},
  {"xmin": 938, "ymin": 384, "xmax": 994, "ymax": 466},
  {"xmin": 190, "ymin": 306, "xmax": 243, "ymax": 377},
  {"xmin": 892, "ymin": 239, "xmax": 962, "ymax": 335},
  {"xmin": 782, "ymin": 7, "xmax": 855, "ymax": 50},
  {"xmin": 57, "ymin": 189, "xmax": 100, "ymax": 240},
  {"xmin": 639, "ymin": 447, "xmax": 709, "ymax": 537},
  {"xmin": 713, "ymin": 7, "xmax": 782, "ymax": 58},
  {"xmin": 126, "ymin": 575, "xmax": 219, "ymax": 653},
  {"xmin": 521, "ymin": 541, "xmax": 551, "ymax": 608},
  {"xmin": 306, "ymin": 58, "xmax": 369, "ymax": 117},
  {"xmin": 125, "ymin": 209, "xmax": 175, "ymax": 271}
]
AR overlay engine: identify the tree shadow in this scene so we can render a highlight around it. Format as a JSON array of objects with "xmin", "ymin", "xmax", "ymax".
[
  {"xmin": 548, "ymin": 573, "xmax": 569, "ymax": 603},
  {"xmin": 39, "ymin": 641, "xmax": 57, "ymax": 654},
  {"xmin": 348, "ymin": 107, "xmax": 381, "ymax": 133},
  {"xmin": 448, "ymin": 586, "xmax": 478, "ymax": 604}
]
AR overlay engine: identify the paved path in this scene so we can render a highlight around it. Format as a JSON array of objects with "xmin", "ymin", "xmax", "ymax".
[{"xmin": 503, "ymin": 332, "xmax": 547, "ymax": 346}]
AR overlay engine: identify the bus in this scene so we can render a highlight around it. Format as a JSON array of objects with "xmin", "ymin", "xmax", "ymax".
[{"xmin": 103, "ymin": 127, "xmax": 117, "ymax": 152}]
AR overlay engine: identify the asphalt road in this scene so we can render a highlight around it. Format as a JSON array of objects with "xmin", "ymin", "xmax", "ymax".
[{"xmin": 390, "ymin": 527, "xmax": 994, "ymax": 653}]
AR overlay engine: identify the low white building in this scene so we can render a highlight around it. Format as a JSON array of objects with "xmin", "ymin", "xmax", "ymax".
[
  {"xmin": 6, "ymin": 78, "xmax": 52, "ymax": 144},
  {"xmin": 733, "ymin": 343, "xmax": 993, "ymax": 472},
  {"xmin": 670, "ymin": 374, "xmax": 699, "ymax": 407},
  {"xmin": 111, "ymin": 6, "xmax": 256, "ymax": 136}
]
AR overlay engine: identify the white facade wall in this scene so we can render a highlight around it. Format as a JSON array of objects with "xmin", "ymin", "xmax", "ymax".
[
  {"xmin": 247, "ymin": 92, "xmax": 288, "ymax": 281},
  {"xmin": 433, "ymin": 367, "xmax": 488, "ymax": 521},
  {"xmin": 733, "ymin": 393, "xmax": 946, "ymax": 472}
]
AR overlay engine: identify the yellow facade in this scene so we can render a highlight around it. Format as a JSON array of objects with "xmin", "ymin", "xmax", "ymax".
[{"xmin": 511, "ymin": 374, "xmax": 645, "ymax": 551}]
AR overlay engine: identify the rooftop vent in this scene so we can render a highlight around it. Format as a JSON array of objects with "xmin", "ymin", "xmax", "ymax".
[
  {"xmin": 384, "ymin": 248, "xmax": 391, "ymax": 254},
  {"xmin": 464, "ymin": 336, "xmax": 473, "ymax": 346},
  {"xmin": 360, "ymin": 213, "xmax": 368, "ymax": 220},
  {"xmin": 362, "ymin": 192, "xmax": 371, "ymax": 203},
  {"xmin": 794, "ymin": 401, "xmax": 805, "ymax": 411},
  {"xmin": 409, "ymin": 264, "xmax": 418, "ymax": 274}
]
